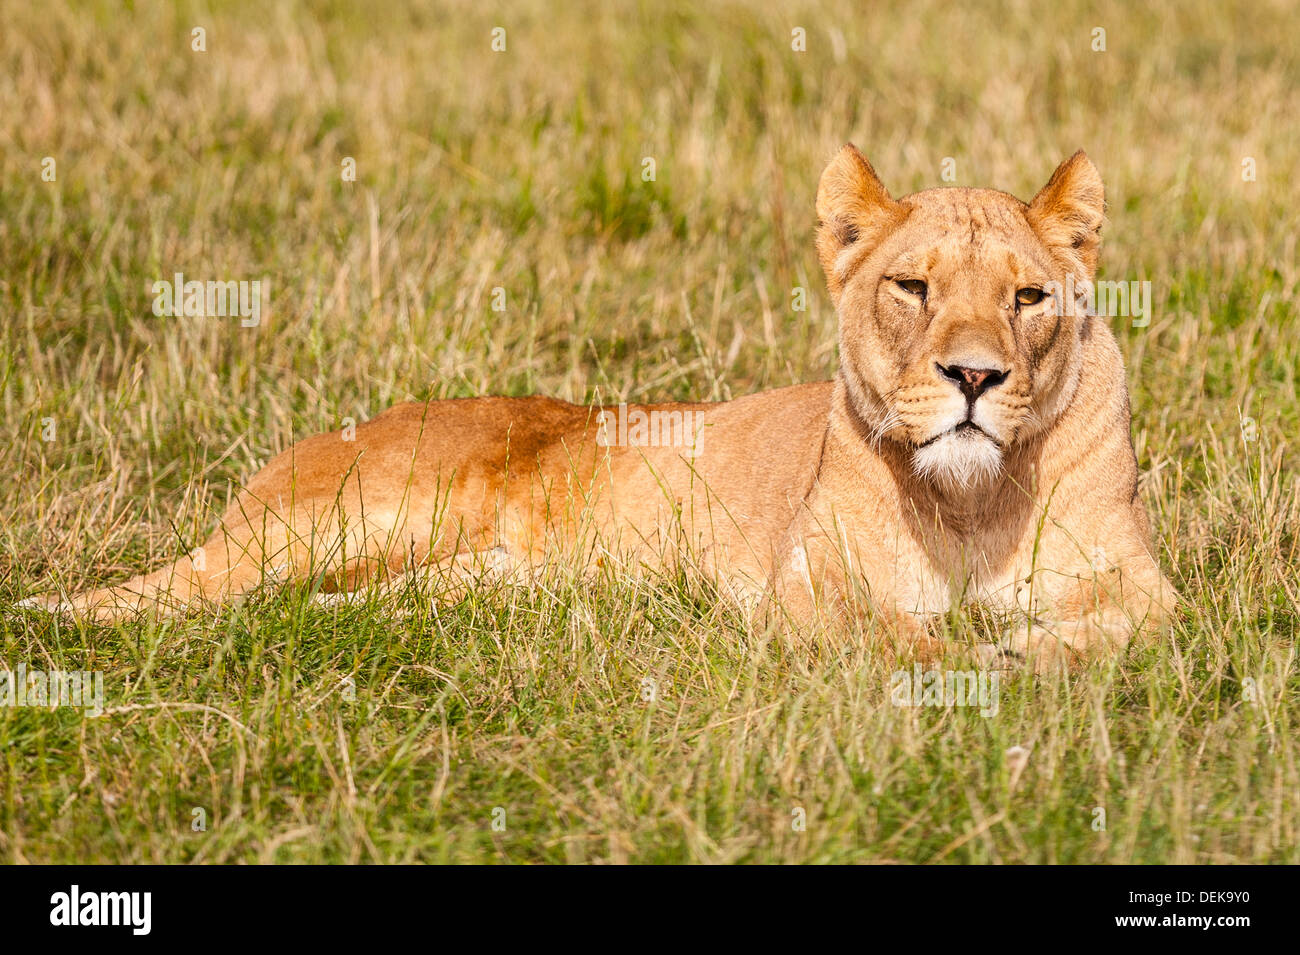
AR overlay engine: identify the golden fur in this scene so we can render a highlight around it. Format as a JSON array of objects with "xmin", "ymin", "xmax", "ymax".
[{"xmin": 26, "ymin": 145, "xmax": 1176, "ymax": 669}]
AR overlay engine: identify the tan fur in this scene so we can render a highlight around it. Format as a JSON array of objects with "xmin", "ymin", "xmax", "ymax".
[{"xmin": 27, "ymin": 145, "xmax": 1176, "ymax": 670}]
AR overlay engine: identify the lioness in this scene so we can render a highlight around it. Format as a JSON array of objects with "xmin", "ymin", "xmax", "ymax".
[{"xmin": 25, "ymin": 145, "xmax": 1174, "ymax": 668}]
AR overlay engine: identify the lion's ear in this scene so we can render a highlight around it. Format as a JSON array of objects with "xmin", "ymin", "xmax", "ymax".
[
  {"xmin": 815, "ymin": 144, "xmax": 904, "ymax": 297},
  {"xmin": 1027, "ymin": 150, "xmax": 1105, "ymax": 281}
]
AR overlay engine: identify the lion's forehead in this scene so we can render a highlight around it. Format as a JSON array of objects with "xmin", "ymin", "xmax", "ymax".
[
  {"xmin": 888, "ymin": 191, "xmax": 1054, "ymax": 279},
  {"xmin": 901, "ymin": 187, "xmax": 1028, "ymax": 225}
]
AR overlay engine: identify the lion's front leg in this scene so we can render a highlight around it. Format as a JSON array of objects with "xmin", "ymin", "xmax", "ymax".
[
  {"xmin": 994, "ymin": 546, "xmax": 1177, "ymax": 672},
  {"xmin": 764, "ymin": 529, "xmax": 948, "ymax": 664}
]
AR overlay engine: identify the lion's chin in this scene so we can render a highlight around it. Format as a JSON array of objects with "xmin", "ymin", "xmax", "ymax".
[{"xmin": 911, "ymin": 427, "xmax": 1003, "ymax": 490}]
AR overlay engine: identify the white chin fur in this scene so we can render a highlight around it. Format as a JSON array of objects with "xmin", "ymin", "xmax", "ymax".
[{"xmin": 912, "ymin": 430, "xmax": 1003, "ymax": 490}]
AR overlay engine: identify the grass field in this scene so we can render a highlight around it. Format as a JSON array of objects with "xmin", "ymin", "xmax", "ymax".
[{"xmin": 2, "ymin": 0, "xmax": 1298, "ymax": 863}]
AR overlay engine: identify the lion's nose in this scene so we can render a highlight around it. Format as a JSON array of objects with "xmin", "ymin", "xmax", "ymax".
[{"xmin": 937, "ymin": 363, "xmax": 1008, "ymax": 402}]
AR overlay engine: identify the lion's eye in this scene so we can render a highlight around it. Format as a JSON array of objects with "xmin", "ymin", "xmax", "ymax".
[
  {"xmin": 896, "ymin": 279, "xmax": 927, "ymax": 298},
  {"xmin": 1015, "ymin": 287, "xmax": 1046, "ymax": 306}
]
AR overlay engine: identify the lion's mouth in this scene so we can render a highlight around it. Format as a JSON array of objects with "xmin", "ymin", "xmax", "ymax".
[{"xmin": 918, "ymin": 420, "xmax": 1001, "ymax": 449}]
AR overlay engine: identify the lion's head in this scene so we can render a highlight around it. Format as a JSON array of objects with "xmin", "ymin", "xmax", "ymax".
[{"xmin": 815, "ymin": 145, "xmax": 1106, "ymax": 490}]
